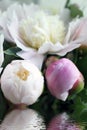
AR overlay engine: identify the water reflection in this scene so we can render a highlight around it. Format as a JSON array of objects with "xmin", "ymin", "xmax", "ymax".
[
  {"xmin": 47, "ymin": 112, "xmax": 82, "ymax": 130},
  {"xmin": 0, "ymin": 108, "xmax": 46, "ymax": 130}
]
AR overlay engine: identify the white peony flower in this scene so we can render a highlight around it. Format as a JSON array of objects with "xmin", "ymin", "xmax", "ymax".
[
  {"xmin": 0, "ymin": 3, "xmax": 66, "ymax": 69},
  {"xmin": 0, "ymin": 34, "xmax": 4, "ymax": 74},
  {"xmin": 1, "ymin": 60, "xmax": 44, "ymax": 105},
  {"xmin": 0, "ymin": 3, "xmax": 86, "ymax": 69},
  {"xmin": 1, "ymin": 109, "xmax": 46, "ymax": 130}
]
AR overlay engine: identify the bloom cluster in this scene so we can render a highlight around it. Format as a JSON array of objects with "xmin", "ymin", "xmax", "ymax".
[{"xmin": 0, "ymin": 0, "xmax": 86, "ymax": 108}]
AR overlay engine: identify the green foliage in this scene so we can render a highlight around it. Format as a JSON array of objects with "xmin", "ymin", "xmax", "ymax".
[
  {"xmin": 4, "ymin": 47, "xmax": 21, "ymax": 57},
  {"xmin": 65, "ymin": 0, "xmax": 83, "ymax": 18},
  {"xmin": 0, "ymin": 89, "xmax": 8, "ymax": 122},
  {"xmin": 2, "ymin": 47, "xmax": 22, "ymax": 69},
  {"xmin": 68, "ymin": 4, "xmax": 83, "ymax": 18}
]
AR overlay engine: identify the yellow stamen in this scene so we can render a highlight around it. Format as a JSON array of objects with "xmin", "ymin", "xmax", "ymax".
[{"xmin": 17, "ymin": 67, "xmax": 29, "ymax": 81}]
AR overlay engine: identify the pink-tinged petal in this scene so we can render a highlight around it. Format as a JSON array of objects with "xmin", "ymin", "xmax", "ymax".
[
  {"xmin": 17, "ymin": 50, "xmax": 45, "ymax": 69},
  {"xmin": 65, "ymin": 18, "xmax": 87, "ymax": 46},
  {"xmin": 56, "ymin": 92, "xmax": 68, "ymax": 101},
  {"xmin": 56, "ymin": 41, "xmax": 81, "ymax": 56},
  {"xmin": 45, "ymin": 58, "xmax": 84, "ymax": 101}
]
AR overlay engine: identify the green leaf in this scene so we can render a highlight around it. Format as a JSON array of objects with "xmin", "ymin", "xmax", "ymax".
[
  {"xmin": 76, "ymin": 55, "xmax": 87, "ymax": 80},
  {"xmin": 3, "ymin": 40, "xmax": 14, "ymax": 50},
  {"xmin": 4, "ymin": 47, "xmax": 21, "ymax": 57},
  {"xmin": 71, "ymin": 96, "xmax": 87, "ymax": 123},
  {"xmin": 68, "ymin": 4, "xmax": 83, "ymax": 18}
]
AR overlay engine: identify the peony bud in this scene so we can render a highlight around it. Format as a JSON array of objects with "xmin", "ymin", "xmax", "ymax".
[
  {"xmin": 45, "ymin": 58, "xmax": 84, "ymax": 101},
  {"xmin": 1, "ymin": 60, "xmax": 44, "ymax": 106}
]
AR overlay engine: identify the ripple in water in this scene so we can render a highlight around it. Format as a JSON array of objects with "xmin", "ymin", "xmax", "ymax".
[
  {"xmin": 47, "ymin": 112, "xmax": 85, "ymax": 130},
  {"xmin": 0, "ymin": 108, "xmax": 46, "ymax": 130}
]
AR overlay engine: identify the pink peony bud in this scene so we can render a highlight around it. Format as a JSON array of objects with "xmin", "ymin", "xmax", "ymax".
[{"xmin": 45, "ymin": 58, "xmax": 84, "ymax": 101}]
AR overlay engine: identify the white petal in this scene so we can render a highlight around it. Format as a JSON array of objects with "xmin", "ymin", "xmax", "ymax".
[
  {"xmin": 38, "ymin": 42, "xmax": 63, "ymax": 54},
  {"xmin": 60, "ymin": 8, "xmax": 71, "ymax": 27},
  {"xmin": 7, "ymin": 11, "xmax": 34, "ymax": 51},
  {"xmin": 38, "ymin": 0, "xmax": 66, "ymax": 14},
  {"xmin": 0, "ymin": 12, "xmax": 14, "ymax": 42},
  {"xmin": 17, "ymin": 50, "xmax": 45, "ymax": 69},
  {"xmin": 0, "ymin": 34, "xmax": 4, "ymax": 67},
  {"xmin": 64, "ymin": 18, "xmax": 81, "ymax": 44},
  {"xmin": 0, "ymin": 0, "xmax": 14, "ymax": 11},
  {"xmin": 56, "ymin": 42, "xmax": 81, "ymax": 56},
  {"xmin": 56, "ymin": 91, "xmax": 69, "ymax": 101}
]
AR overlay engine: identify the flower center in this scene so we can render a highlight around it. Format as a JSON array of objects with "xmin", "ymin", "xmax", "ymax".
[
  {"xmin": 17, "ymin": 67, "xmax": 29, "ymax": 81},
  {"xmin": 19, "ymin": 14, "xmax": 65, "ymax": 50}
]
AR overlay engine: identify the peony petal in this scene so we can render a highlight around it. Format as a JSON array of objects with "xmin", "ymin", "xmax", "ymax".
[
  {"xmin": 38, "ymin": 0, "xmax": 66, "ymax": 14},
  {"xmin": 56, "ymin": 42, "xmax": 81, "ymax": 56},
  {"xmin": 0, "ymin": 34, "xmax": 4, "ymax": 74},
  {"xmin": 38, "ymin": 42, "xmax": 63, "ymax": 54},
  {"xmin": 56, "ymin": 91, "xmax": 69, "ymax": 101},
  {"xmin": 0, "ymin": 12, "xmax": 14, "ymax": 42},
  {"xmin": 38, "ymin": 41, "xmax": 81, "ymax": 56},
  {"xmin": 0, "ymin": 0, "xmax": 14, "ymax": 11},
  {"xmin": 17, "ymin": 50, "xmax": 45, "ymax": 69},
  {"xmin": 64, "ymin": 18, "xmax": 87, "ymax": 45},
  {"xmin": 60, "ymin": 8, "xmax": 71, "ymax": 27},
  {"xmin": 0, "ymin": 34, "xmax": 4, "ymax": 66}
]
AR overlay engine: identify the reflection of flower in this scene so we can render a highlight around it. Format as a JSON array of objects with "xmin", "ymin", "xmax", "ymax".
[
  {"xmin": 45, "ymin": 58, "xmax": 84, "ymax": 101},
  {"xmin": 0, "ymin": 34, "xmax": 4, "ymax": 74},
  {"xmin": 1, "ymin": 109, "xmax": 46, "ymax": 130},
  {"xmin": 47, "ymin": 112, "xmax": 81, "ymax": 130},
  {"xmin": 1, "ymin": 60, "xmax": 44, "ymax": 105}
]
